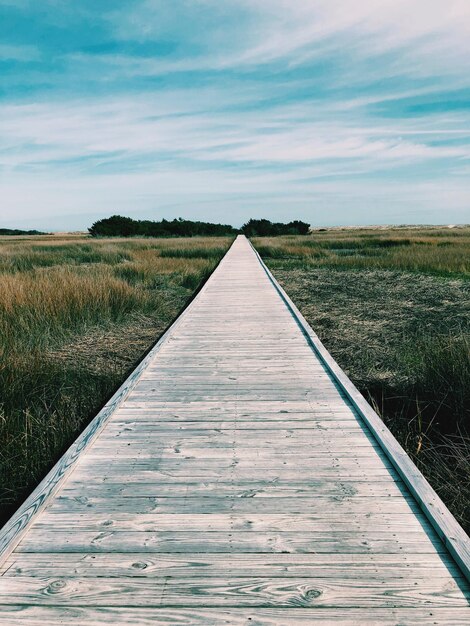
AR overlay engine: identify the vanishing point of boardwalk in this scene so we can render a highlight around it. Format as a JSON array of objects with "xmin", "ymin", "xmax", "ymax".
[{"xmin": 0, "ymin": 235, "xmax": 469, "ymax": 624}]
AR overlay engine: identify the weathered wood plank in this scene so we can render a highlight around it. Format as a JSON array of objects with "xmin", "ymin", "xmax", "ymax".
[
  {"xmin": 1, "ymin": 606, "xmax": 469, "ymax": 625},
  {"xmin": 69, "ymin": 468, "xmax": 399, "ymax": 483},
  {"xmin": 45, "ymin": 495, "xmax": 421, "ymax": 515},
  {"xmin": 83, "ymin": 445, "xmax": 389, "ymax": 459},
  {"xmin": 104, "ymin": 420, "xmax": 367, "ymax": 431},
  {"xmin": 3, "ymin": 552, "xmax": 460, "ymax": 579},
  {"xmin": 58, "ymin": 479, "xmax": 411, "ymax": 498},
  {"xmin": 73, "ymin": 453, "xmax": 389, "ymax": 468},
  {"xmin": 0, "ymin": 576, "xmax": 467, "ymax": 607},
  {"xmin": 16, "ymin": 530, "xmax": 446, "ymax": 554},
  {"xmin": 34, "ymin": 511, "xmax": 433, "ymax": 533}
]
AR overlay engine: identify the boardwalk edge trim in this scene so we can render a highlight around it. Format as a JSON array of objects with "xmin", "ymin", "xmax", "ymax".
[
  {"xmin": 248, "ymin": 237, "xmax": 470, "ymax": 583},
  {"xmin": 0, "ymin": 238, "xmax": 236, "ymax": 566}
]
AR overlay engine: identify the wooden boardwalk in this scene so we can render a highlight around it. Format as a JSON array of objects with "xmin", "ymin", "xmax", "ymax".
[{"xmin": 0, "ymin": 235, "xmax": 469, "ymax": 624}]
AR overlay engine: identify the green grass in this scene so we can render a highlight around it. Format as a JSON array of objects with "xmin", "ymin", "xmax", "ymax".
[
  {"xmin": 255, "ymin": 226, "xmax": 470, "ymax": 532},
  {"xmin": 0, "ymin": 234, "xmax": 233, "ymax": 523}
]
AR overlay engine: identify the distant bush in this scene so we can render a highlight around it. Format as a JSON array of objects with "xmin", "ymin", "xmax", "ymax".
[
  {"xmin": 89, "ymin": 215, "xmax": 237, "ymax": 238},
  {"xmin": 241, "ymin": 218, "xmax": 310, "ymax": 237},
  {"xmin": 0, "ymin": 228, "xmax": 46, "ymax": 236}
]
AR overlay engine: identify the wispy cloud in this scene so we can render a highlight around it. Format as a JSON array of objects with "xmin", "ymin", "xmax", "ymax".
[
  {"xmin": 0, "ymin": 43, "xmax": 40, "ymax": 62},
  {"xmin": 2, "ymin": 97, "xmax": 467, "ymax": 172}
]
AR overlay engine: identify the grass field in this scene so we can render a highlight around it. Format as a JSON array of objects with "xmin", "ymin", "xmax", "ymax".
[
  {"xmin": 0, "ymin": 234, "xmax": 233, "ymax": 523},
  {"xmin": 254, "ymin": 226, "xmax": 470, "ymax": 532}
]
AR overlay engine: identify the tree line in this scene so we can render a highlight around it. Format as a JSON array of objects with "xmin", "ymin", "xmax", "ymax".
[
  {"xmin": 88, "ymin": 215, "xmax": 310, "ymax": 237},
  {"xmin": 240, "ymin": 219, "xmax": 310, "ymax": 236},
  {"xmin": 0, "ymin": 228, "xmax": 46, "ymax": 236}
]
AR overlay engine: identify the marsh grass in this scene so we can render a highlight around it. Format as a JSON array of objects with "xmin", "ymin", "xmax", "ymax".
[
  {"xmin": 254, "ymin": 227, "xmax": 470, "ymax": 277},
  {"xmin": 0, "ymin": 234, "xmax": 232, "ymax": 522},
  {"xmin": 159, "ymin": 246, "xmax": 229, "ymax": 259},
  {"xmin": 257, "ymin": 226, "xmax": 470, "ymax": 531}
]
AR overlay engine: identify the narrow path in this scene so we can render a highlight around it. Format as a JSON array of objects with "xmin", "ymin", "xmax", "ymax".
[{"xmin": 0, "ymin": 235, "xmax": 468, "ymax": 624}]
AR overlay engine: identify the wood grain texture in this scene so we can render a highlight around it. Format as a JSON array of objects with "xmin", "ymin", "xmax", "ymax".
[
  {"xmin": 3, "ymin": 552, "xmax": 460, "ymax": 579},
  {"xmin": 0, "ymin": 575, "xmax": 467, "ymax": 607},
  {"xmin": 43, "ymin": 495, "xmax": 422, "ymax": 515},
  {"xmin": 0, "ymin": 235, "xmax": 468, "ymax": 624},
  {"xmin": 1, "ymin": 607, "xmax": 469, "ymax": 625}
]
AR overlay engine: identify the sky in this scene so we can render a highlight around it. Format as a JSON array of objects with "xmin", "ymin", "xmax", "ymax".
[{"xmin": 1, "ymin": 0, "xmax": 470, "ymax": 230}]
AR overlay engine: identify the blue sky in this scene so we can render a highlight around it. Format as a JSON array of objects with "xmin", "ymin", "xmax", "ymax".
[{"xmin": 1, "ymin": 0, "xmax": 469, "ymax": 230}]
